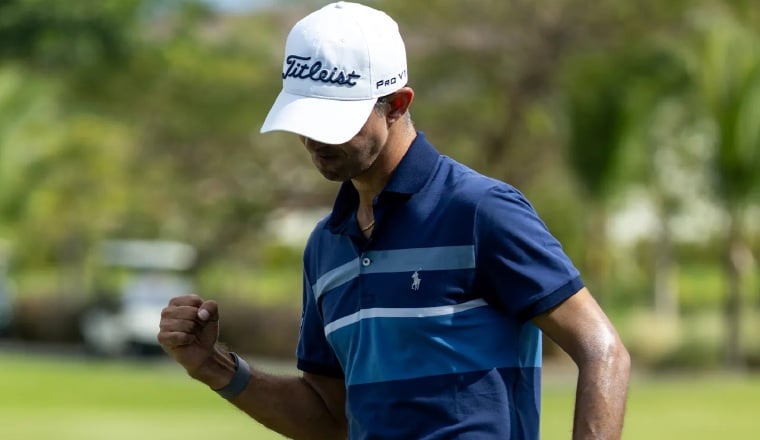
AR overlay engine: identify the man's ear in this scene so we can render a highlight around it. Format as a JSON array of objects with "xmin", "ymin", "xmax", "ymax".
[{"xmin": 387, "ymin": 87, "xmax": 414, "ymax": 122}]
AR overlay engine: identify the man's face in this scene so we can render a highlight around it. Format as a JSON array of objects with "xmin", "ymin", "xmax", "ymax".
[{"xmin": 300, "ymin": 105, "xmax": 388, "ymax": 182}]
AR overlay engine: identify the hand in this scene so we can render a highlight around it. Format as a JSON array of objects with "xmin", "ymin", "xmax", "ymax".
[{"xmin": 157, "ymin": 294, "xmax": 220, "ymax": 379}]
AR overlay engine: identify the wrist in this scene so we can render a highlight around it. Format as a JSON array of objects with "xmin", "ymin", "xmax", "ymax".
[{"xmin": 189, "ymin": 346, "xmax": 237, "ymax": 390}]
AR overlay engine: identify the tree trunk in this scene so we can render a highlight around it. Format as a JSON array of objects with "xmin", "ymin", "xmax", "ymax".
[
  {"xmin": 723, "ymin": 213, "xmax": 745, "ymax": 369},
  {"xmin": 584, "ymin": 204, "xmax": 610, "ymax": 306},
  {"xmin": 653, "ymin": 215, "xmax": 678, "ymax": 317},
  {"xmin": 58, "ymin": 234, "xmax": 87, "ymax": 298}
]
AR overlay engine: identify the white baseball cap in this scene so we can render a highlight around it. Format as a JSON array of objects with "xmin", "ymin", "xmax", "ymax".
[{"xmin": 260, "ymin": 1, "xmax": 408, "ymax": 144}]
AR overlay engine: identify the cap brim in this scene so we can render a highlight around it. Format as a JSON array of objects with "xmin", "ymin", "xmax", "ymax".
[{"xmin": 260, "ymin": 91, "xmax": 377, "ymax": 145}]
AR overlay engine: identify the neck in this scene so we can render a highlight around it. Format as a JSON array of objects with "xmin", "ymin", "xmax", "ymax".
[{"xmin": 352, "ymin": 124, "xmax": 416, "ymax": 208}]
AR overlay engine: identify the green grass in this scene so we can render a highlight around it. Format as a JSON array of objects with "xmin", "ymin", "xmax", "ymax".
[
  {"xmin": 541, "ymin": 372, "xmax": 760, "ymax": 438},
  {"xmin": 0, "ymin": 353, "xmax": 287, "ymax": 440},
  {"xmin": 1, "ymin": 353, "xmax": 759, "ymax": 439}
]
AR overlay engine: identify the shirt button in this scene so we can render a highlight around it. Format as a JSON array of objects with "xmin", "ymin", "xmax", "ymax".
[{"xmin": 361, "ymin": 257, "xmax": 371, "ymax": 267}]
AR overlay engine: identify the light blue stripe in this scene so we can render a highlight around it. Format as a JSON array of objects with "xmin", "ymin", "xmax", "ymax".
[
  {"xmin": 326, "ymin": 306, "xmax": 541, "ymax": 386},
  {"xmin": 323, "ymin": 299, "xmax": 488, "ymax": 336},
  {"xmin": 519, "ymin": 322, "xmax": 542, "ymax": 368},
  {"xmin": 313, "ymin": 258, "xmax": 360, "ymax": 301},
  {"xmin": 312, "ymin": 245, "xmax": 475, "ymax": 299},
  {"xmin": 362, "ymin": 245, "xmax": 475, "ymax": 274}
]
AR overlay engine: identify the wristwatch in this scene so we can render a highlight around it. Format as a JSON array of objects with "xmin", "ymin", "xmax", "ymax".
[{"xmin": 213, "ymin": 352, "xmax": 251, "ymax": 400}]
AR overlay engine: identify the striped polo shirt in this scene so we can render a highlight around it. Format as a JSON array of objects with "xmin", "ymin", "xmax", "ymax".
[{"xmin": 297, "ymin": 132, "xmax": 582, "ymax": 439}]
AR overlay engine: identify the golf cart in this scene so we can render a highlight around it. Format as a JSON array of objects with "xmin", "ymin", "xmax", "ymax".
[{"xmin": 80, "ymin": 240, "xmax": 196, "ymax": 357}]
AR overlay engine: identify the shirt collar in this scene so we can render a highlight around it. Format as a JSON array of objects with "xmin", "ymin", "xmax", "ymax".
[{"xmin": 327, "ymin": 131, "xmax": 440, "ymax": 232}]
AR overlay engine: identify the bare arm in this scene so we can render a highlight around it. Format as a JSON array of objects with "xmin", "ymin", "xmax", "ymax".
[
  {"xmin": 158, "ymin": 295, "xmax": 347, "ymax": 440},
  {"xmin": 532, "ymin": 288, "xmax": 630, "ymax": 439}
]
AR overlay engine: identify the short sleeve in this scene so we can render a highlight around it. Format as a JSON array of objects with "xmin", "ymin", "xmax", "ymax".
[
  {"xmin": 296, "ymin": 269, "xmax": 344, "ymax": 378},
  {"xmin": 473, "ymin": 185, "xmax": 583, "ymax": 321}
]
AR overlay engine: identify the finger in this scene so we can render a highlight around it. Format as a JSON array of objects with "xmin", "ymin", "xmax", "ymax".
[
  {"xmin": 197, "ymin": 300, "xmax": 219, "ymax": 322},
  {"xmin": 157, "ymin": 331, "xmax": 197, "ymax": 348},
  {"xmin": 162, "ymin": 305, "xmax": 203, "ymax": 321},
  {"xmin": 168, "ymin": 294, "xmax": 203, "ymax": 307},
  {"xmin": 159, "ymin": 317, "xmax": 198, "ymax": 334}
]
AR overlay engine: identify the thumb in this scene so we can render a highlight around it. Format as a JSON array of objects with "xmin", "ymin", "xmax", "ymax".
[
  {"xmin": 195, "ymin": 300, "xmax": 220, "ymax": 350},
  {"xmin": 197, "ymin": 300, "xmax": 219, "ymax": 322}
]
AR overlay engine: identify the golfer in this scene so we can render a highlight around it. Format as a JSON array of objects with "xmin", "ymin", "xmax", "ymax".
[{"xmin": 158, "ymin": 2, "xmax": 630, "ymax": 439}]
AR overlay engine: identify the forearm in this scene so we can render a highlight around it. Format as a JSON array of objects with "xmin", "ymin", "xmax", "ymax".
[
  {"xmin": 572, "ymin": 344, "xmax": 631, "ymax": 439},
  {"xmin": 192, "ymin": 346, "xmax": 347, "ymax": 440}
]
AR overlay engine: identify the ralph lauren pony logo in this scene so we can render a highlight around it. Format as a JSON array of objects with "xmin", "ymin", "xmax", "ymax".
[
  {"xmin": 283, "ymin": 55, "xmax": 361, "ymax": 87},
  {"xmin": 411, "ymin": 270, "xmax": 422, "ymax": 291}
]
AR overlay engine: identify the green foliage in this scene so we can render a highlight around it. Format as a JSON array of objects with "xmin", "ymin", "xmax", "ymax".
[
  {"xmin": 0, "ymin": 68, "xmax": 135, "ymax": 267},
  {"xmin": 383, "ymin": 0, "xmax": 595, "ymax": 186},
  {"xmin": 0, "ymin": 0, "xmax": 757, "ymax": 371},
  {"xmin": 681, "ymin": 7, "xmax": 760, "ymax": 203},
  {"xmin": 0, "ymin": 1, "xmax": 319, "ymax": 282},
  {"xmin": 197, "ymin": 261, "xmax": 302, "ymax": 306},
  {"xmin": 560, "ymin": 52, "xmax": 629, "ymax": 199},
  {"xmin": 0, "ymin": 0, "xmax": 143, "ymax": 74}
]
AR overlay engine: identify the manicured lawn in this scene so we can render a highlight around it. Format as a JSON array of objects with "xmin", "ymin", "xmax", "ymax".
[
  {"xmin": 1, "ymin": 352, "xmax": 758, "ymax": 439},
  {"xmin": 0, "ymin": 352, "xmax": 285, "ymax": 440},
  {"xmin": 541, "ymin": 371, "xmax": 760, "ymax": 438}
]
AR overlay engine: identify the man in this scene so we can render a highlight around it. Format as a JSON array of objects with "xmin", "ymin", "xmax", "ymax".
[{"xmin": 158, "ymin": 2, "xmax": 630, "ymax": 439}]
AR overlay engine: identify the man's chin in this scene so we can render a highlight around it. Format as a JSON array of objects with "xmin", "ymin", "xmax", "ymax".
[{"xmin": 317, "ymin": 169, "xmax": 347, "ymax": 183}]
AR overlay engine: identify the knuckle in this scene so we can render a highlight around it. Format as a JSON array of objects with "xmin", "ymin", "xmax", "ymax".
[
  {"xmin": 158, "ymin": 318, "xmax": 194, "ymax": 333},
  {"xmin": 156, "ymin": 331, "xmax": 194, "ymax": 347},
  {"xmin": 168, "ymin": 294, "xmax": 201, "ymax": 306},
  {"xmin": 156, "ymin": 332, "xmax": 170, "ymax": 345}
]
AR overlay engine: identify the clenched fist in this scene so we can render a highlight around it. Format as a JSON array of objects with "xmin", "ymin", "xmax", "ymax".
[{"xmin": 157, "ymin": 295, "xmax": 230, "ymax": 386}]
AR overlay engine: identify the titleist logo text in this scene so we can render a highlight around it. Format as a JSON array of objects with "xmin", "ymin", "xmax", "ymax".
[{"xmin": 283, "ymin": 55, "xmax": 361, "ymax": 86}]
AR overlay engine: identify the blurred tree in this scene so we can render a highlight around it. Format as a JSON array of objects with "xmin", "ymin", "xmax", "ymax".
[
  {"xmin": 383, "ymin": 0, "xmax": 591, "ymax": 186},
  {"xmin": 0, "ymin": 1, "xmax": 332, "ymax": 291},
  {"xmin": 380, "ymin": 0, "xmax": 698, "ymax": 302},
  {"xmin": 675, "ymin": 4, "xmax": 760, "ymax": 367},
  {"xmin": 552, "ymin": 0, "xmax": 695, "ymax": 305},
  {"xmin": 107, "ymin": 6, "xmax": 329, "ymax": 271},
  {"xmin": 558, "ymin": 52, "xmax": 632, "ymax": 304},
  {"xmin": 2, "ymin": 0, "xmax": 757, "ymax": 332},
  {"xmin": 0, "ymin": 0, "xmax": 146, "ymax": 293},
  {"xmin": 0, "ymin": 0, "xmax": 142, "ymax": 73},
  {"xmin": 614, "ymin": 44, "xmax": 694, "ymax": 317}
]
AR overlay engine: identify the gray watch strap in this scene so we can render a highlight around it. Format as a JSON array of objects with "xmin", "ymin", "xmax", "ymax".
[{"xmin": 214, "ymin": 352, "xmax": 251, "ymax": 400}]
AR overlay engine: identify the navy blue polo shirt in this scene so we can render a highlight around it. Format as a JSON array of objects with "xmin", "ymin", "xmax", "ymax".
[{"xmin": 298, "ymin": 132, "xmax": 583, "ymax": 439}]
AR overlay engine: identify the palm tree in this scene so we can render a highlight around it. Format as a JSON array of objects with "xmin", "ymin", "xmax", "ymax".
[
  {"xmin": 678, "ymin": 6, "xmax": 760, "ymax": 368},
  {"xmin": 560, "ymin": 52, "xmax": 633, "ymax": 305}
]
